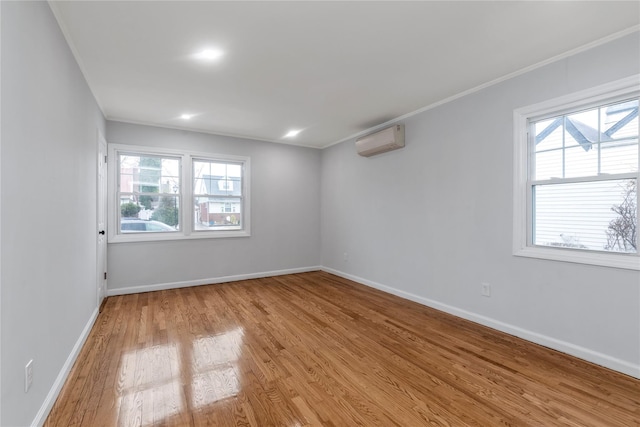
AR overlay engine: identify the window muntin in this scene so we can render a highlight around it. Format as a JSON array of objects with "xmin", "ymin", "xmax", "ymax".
[
  {"xmin": 193, "ymin": 160, "xmax": 244, "ymax": 232},
  {"xmin": 529, "ymin": 98, "xmax": 638, "ymax": 255},
  {"xmin": 117, "ymin": 153, "xmax": 181, "ymax": 234}
]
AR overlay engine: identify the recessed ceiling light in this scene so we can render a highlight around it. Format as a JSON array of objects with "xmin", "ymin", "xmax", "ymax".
[
  {"xmin": 180, "ymin": 113, "xmax": 194, "ymax": 120},
  {"xmin": 284, "ymin": 129, "xmax": 301, "ymax": 138},
  {"xmin": 194, "ymin": 48, "xmax": 224, "ymax": 61}
]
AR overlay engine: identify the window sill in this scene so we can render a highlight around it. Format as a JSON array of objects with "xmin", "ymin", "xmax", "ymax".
[
  {"xmin": 109, "ymin": 229, "xmax": 251, "ymax": 244},
  {"xmin": 513, "ymin": 245, "xmax": 640, "ymax": 270}
]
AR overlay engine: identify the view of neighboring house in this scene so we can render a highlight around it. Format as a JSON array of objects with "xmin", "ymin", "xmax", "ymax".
[
  {"xmin": 196, "ymin": 175, "xmax": 242, "ymax": 227},
  {"xmin": 117, "ymin": 155, "xmax": 181, "ymax": 225},
  {"xmin": 533, "ymin": 99, "xmax": 638, "ymax": 252}
]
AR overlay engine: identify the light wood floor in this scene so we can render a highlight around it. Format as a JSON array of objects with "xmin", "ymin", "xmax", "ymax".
[{"xmin": 45, "ymin": 271, "xmax": 639, "ymax": 426}]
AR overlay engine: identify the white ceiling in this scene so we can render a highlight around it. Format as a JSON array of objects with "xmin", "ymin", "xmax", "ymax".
[{"xmin": 49, "ymin": 1, "xmax": 640, "ymax": 149}]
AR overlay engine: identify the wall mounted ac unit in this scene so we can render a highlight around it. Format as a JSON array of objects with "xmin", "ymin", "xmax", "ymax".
[{"xmin": 355, "ymin": 124, "xmax": 405, "ymax": 157}]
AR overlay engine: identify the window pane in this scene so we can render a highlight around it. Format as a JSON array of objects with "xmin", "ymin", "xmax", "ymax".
[
  {"xmin": 603, "ymin": 100, "xmax": 638, "ymax": 141},
  {"xmin": 535, "ymin": 118, "xmax": 563, "ymax": 152},
  {"xmin": 119, "ymin": 158, "xmax": 138, "ymax": 193},
  {"xmin": 120, "ymin": 197, "xmax": 140, "ymax": 219},
  {"xmin": 564, "ymin": 145, "xmax": 597, "ymax": 178},
  {"xmin": 601, "ymin": 140, "xmax": 638, "ymax": 174},
  {"xmin": 534, "ymin": 149, "xmax": 562, "ymax": 180},
  {"xmin": 227, "ymin": 164, "xmax": 242, "ymax": 177},
  {"xmin": 601, "ymin": 99, "xmax": 639, "ymax": 175},
  {"xmin": 119, "ymin": 154, "xmax": 180, "ymax": 194},
  {"xmin": 160, "ymin": 158, "xmax": 180, "ymax": 194},
  {"xmin": 138, "ymin": 156, "xmax": 162, "ymax": 193},
  {"xmin": 194, "ymin": 161, "xmax": 242, "ymax": 195},
  {"xmin": 565, "ymin": 108, "xmax": 598, "ymax": 151},
  {"xmin": 194, "ymin": 196, "xmax": 242, "ymax": 231},
  {"xmin": 150, "ymin": 196, "xmax": 180, "ymax": 229},
  {"xmin": 119, "ymin": 195, "xmax": 179, "ymax": 232},
  {"xmin": 533, "ymin": 179, "xmax": 637, "ymax": 253}
]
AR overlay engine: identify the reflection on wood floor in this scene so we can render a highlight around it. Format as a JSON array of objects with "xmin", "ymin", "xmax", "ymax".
[{"xmin": 45, "ymin": 271, "xmax": 639, "ymax": 426}]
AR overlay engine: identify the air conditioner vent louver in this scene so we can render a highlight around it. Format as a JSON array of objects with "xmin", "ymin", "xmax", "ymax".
[{"xmin": 355, "ymin": 124, "xmax": 405, "ymax": 157}]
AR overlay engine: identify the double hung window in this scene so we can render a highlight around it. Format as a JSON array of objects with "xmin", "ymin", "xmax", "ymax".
[
  {"xmin": 514, "ymin": 76, "xmax": 639, "ymax": 270},
  {"xmin": 118, "ymin": 153, "xmax": 181, "ymax": 233},
  {"xmin": 109, "ymin": 145, "xmax": 250, "ymax": 242},
  {"xmin": 193, "ymin": 159, "xmax": 244, "ymax": 231}
]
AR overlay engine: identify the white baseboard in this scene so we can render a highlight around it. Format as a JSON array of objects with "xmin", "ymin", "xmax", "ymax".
[
  {"xmin": 31, "ymin": 307, "xmax": 99, "ymax": 427},
  {"xmin": 107, "ymin": 266, "xmax": 322, "ymax": 296},
  {"xmin": 322, "ymin": 266, "xmax": 640, "ymax": 379}
]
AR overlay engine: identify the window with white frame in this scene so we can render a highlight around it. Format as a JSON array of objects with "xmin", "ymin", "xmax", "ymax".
[
  {"xmin": 514, "ymin": 76, "xmax": 639, "ymax": 270},
  {"xmin": 193, "ymin": 159, "xmax": 244, "ymax": 231},
  {"xmin": 117, "ymin": 152, "xmax": 181, "ymax": 233},
  {"xmin": 109, "ymin": 144, "xmax": 250, "ymax": 242}
]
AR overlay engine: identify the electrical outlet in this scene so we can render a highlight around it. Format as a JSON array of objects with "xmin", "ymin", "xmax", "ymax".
[
  {"xmin": 481, "ymin": 283, "xmax": 491, "ymax": 297},
  {"xmin": 25, "ymin": 359, "xmax": 33, "ymax": 393},
  {"xmin": 343, "ymin": 252, "xmax": 348, "ymax": 262}
]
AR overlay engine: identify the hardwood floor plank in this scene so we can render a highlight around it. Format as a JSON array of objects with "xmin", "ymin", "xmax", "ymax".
[{"xmin": 45, "ymin": 271, "xmax": 640, "ymax": 426}]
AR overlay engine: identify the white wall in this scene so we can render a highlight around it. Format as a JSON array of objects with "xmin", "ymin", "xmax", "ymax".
[
  {"xmin": 1, "ymin": 2, "xmax": 106, "ymax": 426},
  {"xmin": 321, "ymin": 32, "xmax": 640, "ymax": 378},
  {"xmin": 106, "ymin": 121, "xmax": 321, "ymax": 294}
]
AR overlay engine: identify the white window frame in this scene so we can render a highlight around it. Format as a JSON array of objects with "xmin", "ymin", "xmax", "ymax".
[
  {"xmin": 513, "ymin": 75, "xmax": 640, "ymax": 270},
  {"xmin": 192, "ymin": 157, "xmax": 246, "ymax": 233},
  {"xmin": 108, "ymin": 144, "xmax": 251, "ymax": 243}
]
